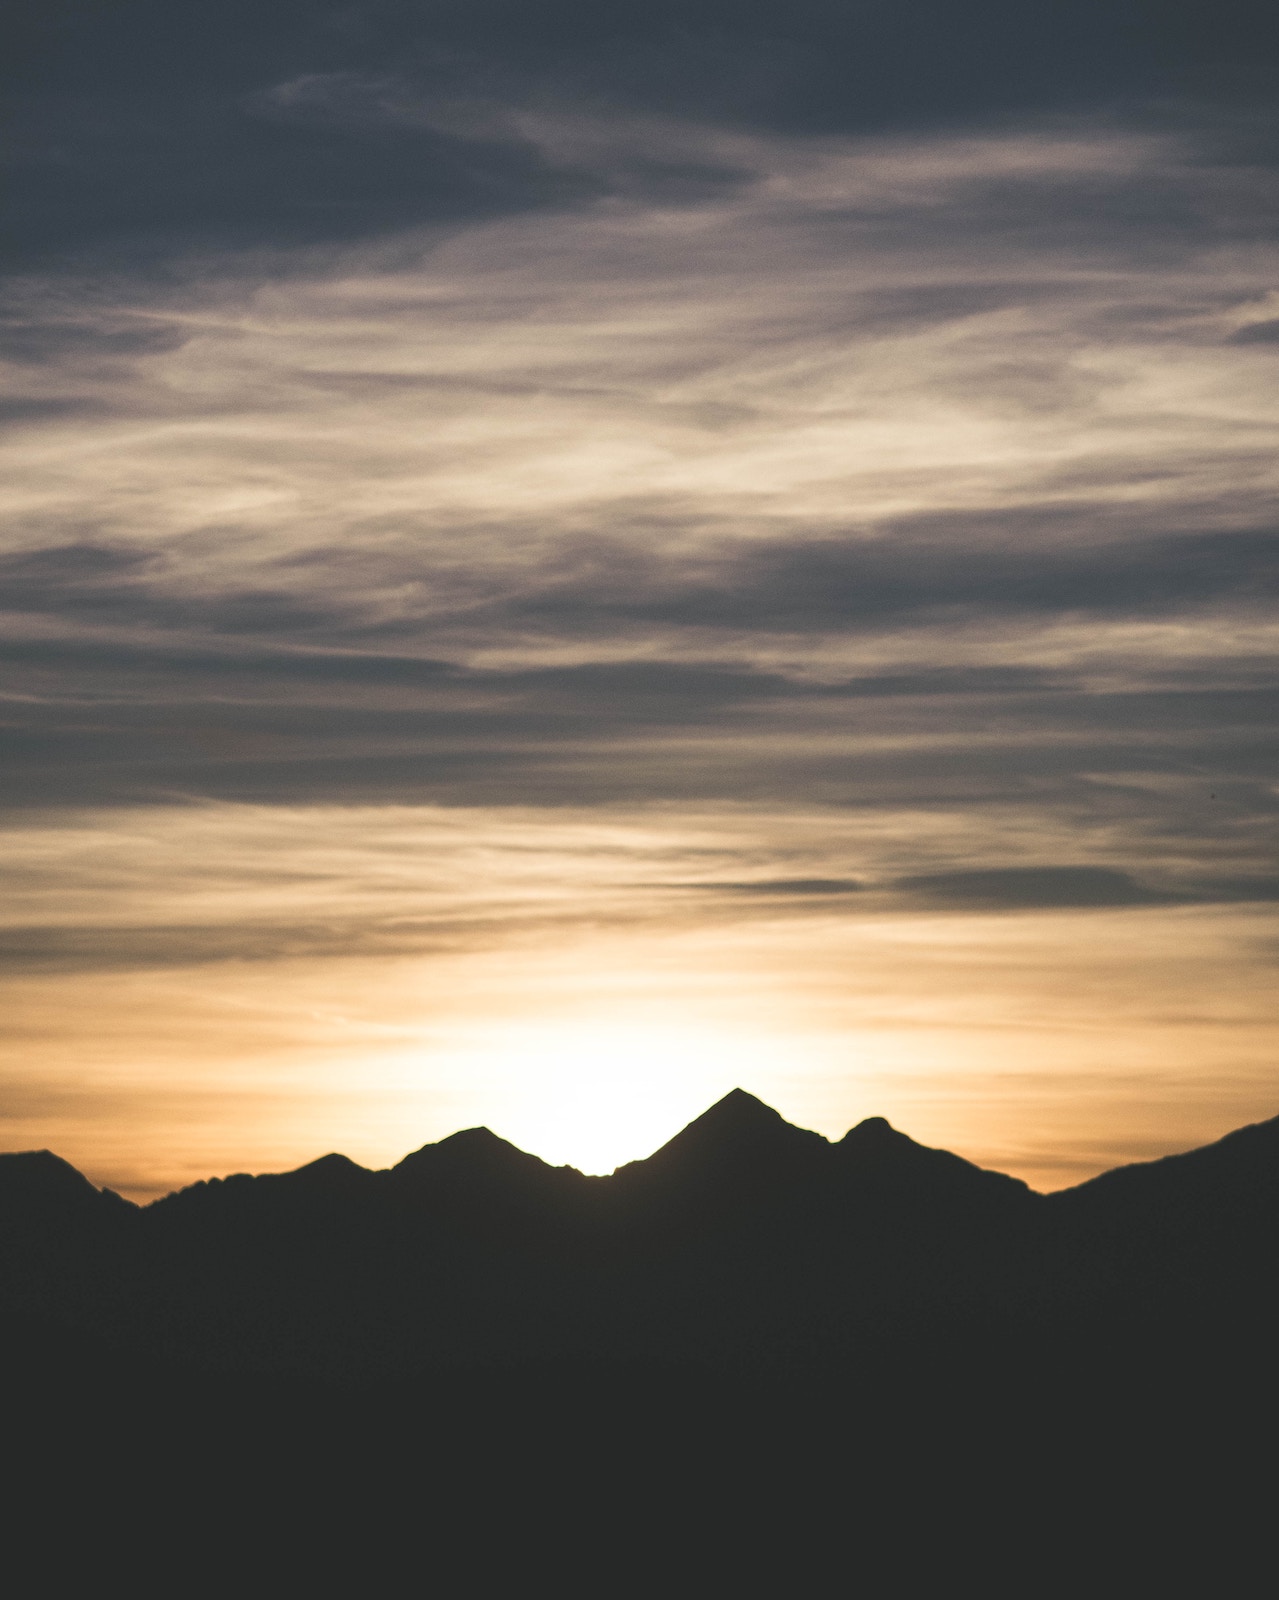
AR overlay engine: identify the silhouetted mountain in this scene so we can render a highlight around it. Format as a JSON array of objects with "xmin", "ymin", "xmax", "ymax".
[
  {"xmin": 623, "ymin": 1087, "xmax": 827, "ymax": 1177},
  {"xmin": 1054, "ymin": 1110, "xmax": 1279, "ymax": 1216},
  {"xmin": 5, "ymin": 1094, "xmax": 1276, "ymax": 1587},
  {"xmin": 598, "ymin": 1089, "xmax": 828, "ymax": 1251},
  {"xmin": 3, "ymin": 1091, "xmax": 1275, "ymax": 1384},
  {"xmin": 389, "ymin": 1124, "xmax": 592, "ymax": 1241},
  {"xmin": 835, "ymin": 1113, "xmax": 1030, "ymax": 1200},
  {"xmin": 285, "ymin": 1150, "xmax": 374, "ymax": 1189},
  {"xmin": 0, "ymin": 1148, "xmax": 134, "ymax": 1225},
  {"xmin": 393, "ymin": 1124, "xmax": 564, "ymax": 1187}
]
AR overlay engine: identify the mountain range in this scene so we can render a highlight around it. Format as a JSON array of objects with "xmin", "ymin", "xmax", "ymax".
[
  {"xmin": 6, "ymin": 1091, "xmax": 1277, "ymax": 1586},
  {"xmin": 5, "ymin": 1088, "xmax": 1278, "ymax": 1381}
]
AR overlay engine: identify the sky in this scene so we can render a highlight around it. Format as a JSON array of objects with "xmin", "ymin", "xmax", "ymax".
[{"xmin": 3, "ymin": 1, "xmax": 1278, "ymax": 1198}]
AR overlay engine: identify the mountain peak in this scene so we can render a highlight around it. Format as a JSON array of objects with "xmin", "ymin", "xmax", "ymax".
[
  {"xmin": 841, "ymin": 1115, "xmax": 905, "ymax": 1147},
  {"xmin": 439, "ymin": 1126, "xmax": 513, "ymax": 1151},
  {"xmin": 0, "ymin": 1149, "xmax": 100, "ymax": 1200},
  {"xmin": 615, "ymin": 1091, "xmax": 828, "ymax": 1191},
  {"xmin": 391, "ymin": 1125, "xmax": 560, "ymax": 1187},
  {"xmin": 662, "ymin": 1089, "xmax": 823, "ymax": 1151},
  {"xmin": 286, "ymin": 1152, "xmax": 371, "ymax": 1187},
  {"xmin": 0, "ymin": 1149, "xmax": 135, "ymax": 1220},
  {"xmin": 836, "ymin": 1117, "xmax": 1031, "ymax": 1199},
  {"xmin": 694, "ymin": 1088, "xmax": 792, "ymax": 1130}
]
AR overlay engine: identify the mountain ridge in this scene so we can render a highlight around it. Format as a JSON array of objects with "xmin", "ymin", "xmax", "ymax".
[
  {"xmin": 0, "ymin": 1087, "xmax": 1190, "ymax": 1205},
  {"xmin": 6, "ymin": 1119, "xmax": 1272, "ymax": 1576},
  {"xmin": 3, "ymin": 1091, "xmax": 1276, "ymax": 1387}
]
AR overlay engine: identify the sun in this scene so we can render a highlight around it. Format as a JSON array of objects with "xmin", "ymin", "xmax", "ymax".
[{"xmin": 463, "ymin": 1017, "xmax": 775, "ymax": 1174}]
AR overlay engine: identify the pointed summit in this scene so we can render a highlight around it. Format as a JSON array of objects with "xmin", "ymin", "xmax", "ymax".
[
  {"xmin": 711, "ymin": 1088, "xmax": 776, "ymax": 1113},
  {"xmin": 637, "ymin": 1090, "xmax": 827, "ymax": 1167},
  {"xmin": 684, "ymin": 1088, "xmax": 796, "ymax": 1137},
  {"xmin": 610, "ymin": 1091, "xmax": 829, "ymax": 1219}
]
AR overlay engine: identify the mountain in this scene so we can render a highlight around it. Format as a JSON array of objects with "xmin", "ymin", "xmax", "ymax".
[
  {"xmin": 1052, "ymin": 1110, "xmax": 1279, "ymax": 1216},
  {"xmin": 835, "ymin": 1112, "xmax": 1030, "ymax": 1199},
  {"xmin": 0, "ymin": 1148, "xmax": 134, "ymax": 1226},
  {"xmin": 5, "ymin": 1093, "xmax": 1276, "ymax": 1588},
  {"xmin": 618, "ymin": 1086, "xmax": 827, "ymax": 1179},
  {"xmin": 3, "ymin": 1091, "xmax": 1275, "ymax": 1384}
]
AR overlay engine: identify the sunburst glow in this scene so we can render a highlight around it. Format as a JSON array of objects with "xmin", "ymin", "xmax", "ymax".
[{"xmin": 434, "ymin": 1018, "xmax": 779, "ymax": 1174}]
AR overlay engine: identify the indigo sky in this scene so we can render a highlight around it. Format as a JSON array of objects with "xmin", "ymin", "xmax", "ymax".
[{"xmin": 3, "ymin": 2, "xmax": 1278, "ymax": 1194}]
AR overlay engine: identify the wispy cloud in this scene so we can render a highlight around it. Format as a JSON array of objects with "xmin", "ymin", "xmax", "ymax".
[{"xmin": 3, "ymin": 9, "xmax": 1277, "ymax": 1191}]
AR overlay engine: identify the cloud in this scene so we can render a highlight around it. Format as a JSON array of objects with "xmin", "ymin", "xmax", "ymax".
[
  {"xmin": 0, "ymin": 921, "xmax": 458, "ymax": 974},
  {"xmin": 507, "ymin": 522, "xmax": 1279, "ymax": 635},
  {"xmin": 894, "ymin": 865, "xmax": 1180, "ymax": 910},
  {"xmin": 670, "ymin": 865, "xmax": 1279, "ymax": 913},
  {"xmin": 1228, "ymin": 318, "xmax": 1279, "ymax": 346},
  {"xmin": 6, "ymin": 1, "xmax": 1279, "ymax": 273},
  {"xmin": 671, "ymin": 877, "xmax": 864, "ymax": 897}
]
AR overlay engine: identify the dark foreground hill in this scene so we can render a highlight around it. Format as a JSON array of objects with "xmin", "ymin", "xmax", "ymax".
[
  {"xmin": 6, "ymin": 1088, "xmax": 1277, "ymax": 1381},
  {"xmin": 5, "ymin": 1091, "xmax": 1278, "ymax": 1587}
]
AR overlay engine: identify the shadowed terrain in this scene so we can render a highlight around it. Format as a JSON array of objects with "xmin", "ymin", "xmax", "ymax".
[
  {"xmin": 0, "ymin": 1091, "xmax": 1052, "ymax": 1377},
  {"xmin": 5, "ymin": 1092, "xmax": 1277, "ymax": 1584}
]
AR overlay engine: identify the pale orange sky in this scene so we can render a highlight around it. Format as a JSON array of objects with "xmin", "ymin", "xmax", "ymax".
[{"xmin": 3, "ymin": 801, "xmax": 1276, "ymax": 1198}]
